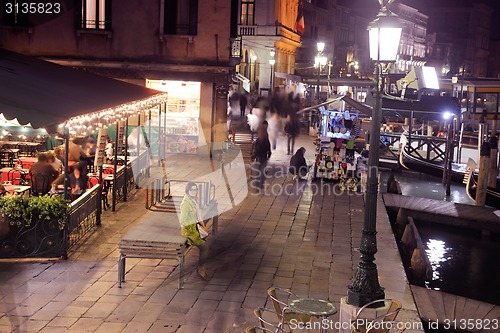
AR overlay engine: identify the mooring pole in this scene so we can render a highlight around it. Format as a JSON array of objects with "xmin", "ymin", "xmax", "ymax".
[
  {"xmin": 488, "ymin": 135, "xmax": 498, "ymax": 188},
  {"xmin": 475, "ymin": 142, "xmax": 490, "ymax": 207}
]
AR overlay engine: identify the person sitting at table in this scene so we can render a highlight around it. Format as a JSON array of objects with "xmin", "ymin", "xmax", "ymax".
[
  {"xmin": 69, "ymin": 163, "xmax": 87, "ymax": 199},
  {"xmin": 46, "ymin": 152, "xmax": 62, "ymax": 174},
  {"xmin": 30, "ymin": 153, "xmax": 60, "ymax": 196},
  {"xmin": 51, "ymin": 162, "xmax": 87, "ymax": 200},
  {"xmin": 54, "ymin": 146, "xmax": 65, "ymax": 168}
]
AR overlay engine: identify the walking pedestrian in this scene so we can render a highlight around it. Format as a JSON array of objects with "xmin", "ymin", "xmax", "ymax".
[
  {"xmin": 284, "ymin": 115, "xmax": 300, "ymax": 155},
  {"xmin": 267, "ymin": 112, "xmax": 281, "ymax": 150},
  {"xmin": 239, "ymin": 93, "xmax": 248, "ymax": 118},
  {"xmin": 251, "ymin": 128, "xmax": 272, "ymax": 189},
  {"xmin": 179, "ymin": 182, "xmax": 210, "ymax": 280}
]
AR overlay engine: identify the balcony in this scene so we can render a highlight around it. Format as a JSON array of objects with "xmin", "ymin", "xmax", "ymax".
[{"xmin": 238, "ymin": 24, "xmax": 301, "ymax": 45}]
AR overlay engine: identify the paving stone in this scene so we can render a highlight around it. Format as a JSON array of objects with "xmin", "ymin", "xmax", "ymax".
[{"xmin": 70, "ymin": 317, "xmax": 104, "ymax": 331}]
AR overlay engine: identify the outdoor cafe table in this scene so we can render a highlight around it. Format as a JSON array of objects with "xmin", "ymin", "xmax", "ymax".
[
  {"xmin": 3, "ymin": 184, "xmax": 31, "ymax": 196},
  {"xmin": 288, "ymin": 298, "xmax": 338, "ymax": 333}
]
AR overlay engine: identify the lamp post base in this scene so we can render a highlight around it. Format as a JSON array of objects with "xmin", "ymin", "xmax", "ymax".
[
  {"xmin": 347, "ymin": 262, "xmax": 385, "ymax": 307},
  {"xmin": 347, "ymin": 289, "xmax": 385, "ymax": 308}
]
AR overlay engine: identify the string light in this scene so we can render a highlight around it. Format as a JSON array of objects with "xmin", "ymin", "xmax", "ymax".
[{"xmin": 63, "ymin": 92, "xmax": 168, "ymax": 136}]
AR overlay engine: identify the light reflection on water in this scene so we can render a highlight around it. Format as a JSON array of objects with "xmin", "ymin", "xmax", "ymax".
[
  {"xmin": 417, "ymin": 223, "xmax": 500, "ymax": 304},
  {"xmin": 425, "ymin": 239, "xmax": 448, "ymax": 281}
]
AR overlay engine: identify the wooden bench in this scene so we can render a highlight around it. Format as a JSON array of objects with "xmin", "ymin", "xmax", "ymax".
[{"xmin": 118, "ymin": 209, "xmax": 217, "ymax": 289}]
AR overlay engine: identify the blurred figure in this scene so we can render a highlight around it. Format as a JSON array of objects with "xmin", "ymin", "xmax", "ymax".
[
  {"xmin": 69, "ymin": 162, "xmax": 87, "ymax": 199},
  {"xmin": 227, "ymin": 103, "xmax": 233, "ymax": 134},
  {"xmin": 267, "ymin": 112, "xmax": 281, "ymax": 150},
  {"xmin": 251, "ymin": 128, "xmax": 272, "ymax": 189},
  {"xmin": 289, "ymin": 147, "xmax": 308, "ymax": 181},
  {"xmin": 239, "ymin": 93, "xmax": 248, "ymax": 118},
  {"xmin": 54, "ymin": 146, "xmax": 65, "ymax": 168},
  {"xmin": 284, "ymin": 115, "xmax": 300, "ymax": 155},
  {"xmin": 85, "ymin": 137, "xmax": 96, "ymax": 156},
  {"xmin": 46, "ymin": 152, "xmax": 62, "ymax": 174},
  {"xmin": 105, "ymin": 136, "xmax": 114, "ymax": 160}
]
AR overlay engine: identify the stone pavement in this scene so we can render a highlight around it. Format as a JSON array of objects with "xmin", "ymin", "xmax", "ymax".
[{"xmin": 0, "ymin": 126, "xmax": 422, "ymax": 333}]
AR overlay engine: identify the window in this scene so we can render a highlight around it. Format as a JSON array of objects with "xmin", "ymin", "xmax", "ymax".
[
  {"xmin": 240, "ymin": 0, "xmax": 254, "ymax": 25},
  {"xmin": 164, "ymin": 0, "xmax": 198, "ymax": 35},
  {"xmin": 81, "ymin": 0, "xmax": 109, "ymax": 29}
]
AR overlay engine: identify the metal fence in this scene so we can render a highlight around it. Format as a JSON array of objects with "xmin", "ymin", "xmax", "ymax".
[{"xmin": 66, "ymin": 184, "xmax": 100, "ymax": 251}]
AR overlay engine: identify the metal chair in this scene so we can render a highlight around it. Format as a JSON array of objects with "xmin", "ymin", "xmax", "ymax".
[
  {"xmin": 267, "ymin": 287, "xmax": 313, "ymax": 331},
  {"xmin": 31, "ymin": 173, "xmax": 53, "ymax": 196},
  {"xmin": 253, "ymin": 307, "xmax": 286, "ymax": 333},
  {"xmin": 351, "ymin": 299, "xmax": 404, "ymax": 333},
  {"xmin": 246, "ymin": 327, "xmax": 282, "ymax": 333}
]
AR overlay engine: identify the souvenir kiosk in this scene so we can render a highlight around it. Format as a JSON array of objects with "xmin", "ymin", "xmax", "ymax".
[{"xmin": 313, "ymin": 106, "xmax": 365, "ymax": 190}]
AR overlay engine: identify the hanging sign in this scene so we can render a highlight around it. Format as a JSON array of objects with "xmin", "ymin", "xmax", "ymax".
[
  {"xmin": 94, "ymin": 127, "xmax": 108, "ymax": 167},
  {"xmin": 117, "ymin": 120, "xmax": 125, "ymax": 153}
]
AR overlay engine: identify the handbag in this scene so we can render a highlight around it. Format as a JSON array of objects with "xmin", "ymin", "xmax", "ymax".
[{"xmin": 197, "ymin": 223, "xmax": 209, "ymax": 239}]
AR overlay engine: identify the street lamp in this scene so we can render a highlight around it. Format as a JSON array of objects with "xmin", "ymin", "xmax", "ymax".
[
  {"xmin": 347, "ymin": 0, "xmax": 402, "ymax": 307},
  {"xmin": 269, "ymin": 50, "xmax": 276, "ymax": 91},
  {"xmin": 315, "ymin": 42, "xmax": 327, "ymax": 104}
]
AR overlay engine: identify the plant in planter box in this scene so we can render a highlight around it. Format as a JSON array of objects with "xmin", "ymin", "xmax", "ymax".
[
  {"xmin": 0, "ymin": 195, "xmax": 29, "ymax": 228},
  {"xmin": 0, "ymin": 195, "xmax": 69, "ymax": 230}
]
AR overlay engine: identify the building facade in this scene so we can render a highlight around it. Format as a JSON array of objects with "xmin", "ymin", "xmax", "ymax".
[
  {"xmin": 236, "ymin": 0, "xmax": 302, "ymax": 95},
  {"xmin": 425, "ymin": 1, "xmax": 492, "ymax": 78},
  {"xmin": 0, "ymin": 0, "xmax": 235, "ymax": 148},
  {"xmin": 392, "ymin": 3, "xmax": 428, "ymax": 74}
]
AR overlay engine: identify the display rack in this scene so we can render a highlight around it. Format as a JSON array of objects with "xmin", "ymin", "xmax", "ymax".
[{"xmin": 313, "ymin": 108, "xmax": 361, "ymax": 191}]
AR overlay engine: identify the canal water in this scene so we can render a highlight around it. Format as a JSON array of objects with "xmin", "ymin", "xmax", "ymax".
[{"xmin": 381, "ymin": 170, "xmax": 500, "ymax": 306}]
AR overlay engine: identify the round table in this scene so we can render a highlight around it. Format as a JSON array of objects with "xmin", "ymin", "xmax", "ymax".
[{"xmin": 289, "ymin": 298, "xmax": 338, "ymax": 333}]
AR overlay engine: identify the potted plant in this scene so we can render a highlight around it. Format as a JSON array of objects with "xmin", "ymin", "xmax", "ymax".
[
  {"xmin": 0, "ymin": 195, "xmax": 69, "ymax": 230},
  {"xmin": 0, "ymin": 195, "xmax": 70, "ymax": 258}
]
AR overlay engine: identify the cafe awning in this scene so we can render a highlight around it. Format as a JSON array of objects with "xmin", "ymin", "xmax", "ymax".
[
  {"xmin": 0, "ymin": 48, "xmax": 165, "ymax": 133},
  {"xmin": 298, "ymin": 95, "xmax": 373, "ymax": 116},
  {"xmin": 275, "ymin": 72, "xmax": 302, "ymax": 82}
]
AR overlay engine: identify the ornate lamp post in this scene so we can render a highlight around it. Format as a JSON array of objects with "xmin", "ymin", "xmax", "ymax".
[
  {"xmin": 269, "ymin": 50, "xmax": 276, "ymax": 91},
  {"xmin": 315, "ymin": 42, "xmax": 327, "ymax": 104},
  {"xmin": 347, "ymin": 0, "xmax": 402, "ymax": 307}
]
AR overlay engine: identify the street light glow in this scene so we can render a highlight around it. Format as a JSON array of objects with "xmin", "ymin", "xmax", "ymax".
[
  {"xmin": 443, "ymin": 111, "xmax": 452, "ymax": 120},
  {"xmin": 368, "ymin": 11, "xmax": 402, "ymax": 61},
  {"xmin": 317, "ymin": 42, "xmax": 325, "ymax": 53}
]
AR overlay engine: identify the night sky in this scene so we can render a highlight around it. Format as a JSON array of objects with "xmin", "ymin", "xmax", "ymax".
[{"xmin": 348, "ymin": 0, "xmax": 500, "ymax": 39}]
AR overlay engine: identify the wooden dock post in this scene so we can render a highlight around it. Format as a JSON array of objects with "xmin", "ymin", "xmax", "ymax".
[
  {"xmin": 488, "ymin": 135, "xmax": 498, "ymax": 188},
  {"xmin": 475, "ymin": 142, "xmax": 490, "ymax": 207}
]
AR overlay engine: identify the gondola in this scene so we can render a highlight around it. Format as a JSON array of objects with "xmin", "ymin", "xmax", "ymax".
[
  {"xmin": 463, "ymin": 159, "xmax": 500, "ymax": 209},
  {"xmin": 398, "ymin": 134, "xmax": 467, "ymax": 182}
]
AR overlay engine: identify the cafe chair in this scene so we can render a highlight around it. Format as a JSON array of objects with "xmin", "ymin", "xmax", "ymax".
[
  {"xmin": 253, "ymin": 307, "xmax": 286, "ymax": 332},
  {"xmin": 351, "ymin": 299, "xmax": 403, "ymax": 333},
  {"xmin": 31, "ymin": 173, "xmax": 53, "ymax": 196},
  {"xmin": 267, "ymin": 287, "xmax": 313, "ymax": 331},
  {"xmin": 0, "ymin": 151, "xmax": 14, "ymax": 167}
]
